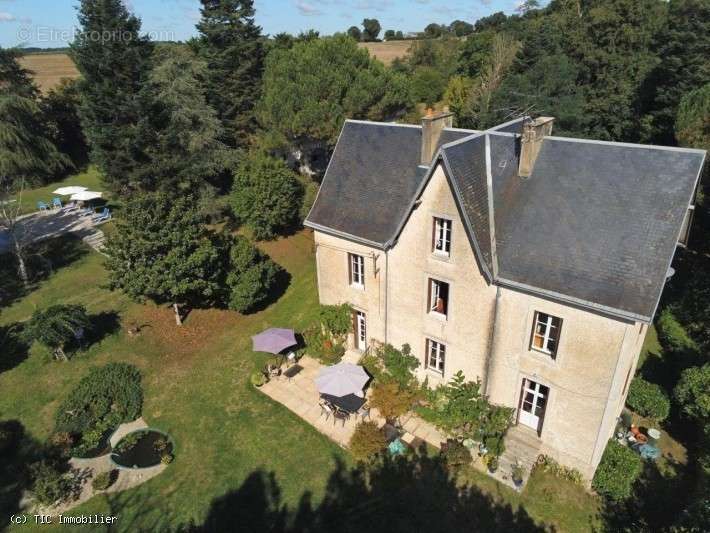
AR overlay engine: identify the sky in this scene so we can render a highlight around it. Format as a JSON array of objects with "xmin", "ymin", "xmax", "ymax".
[{"xmin": 0, "ymin": 0, "xmax": 523, "ymax": 49}]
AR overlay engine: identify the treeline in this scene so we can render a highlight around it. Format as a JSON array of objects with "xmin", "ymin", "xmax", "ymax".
[{"xmin": 346, "ymin": 18, "xmax": 476, "ymax": 42}]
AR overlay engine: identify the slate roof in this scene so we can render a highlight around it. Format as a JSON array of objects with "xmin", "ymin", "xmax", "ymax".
[{"xmin": 305, "ymin": 119, "xmax": 706, "ymax": 322}]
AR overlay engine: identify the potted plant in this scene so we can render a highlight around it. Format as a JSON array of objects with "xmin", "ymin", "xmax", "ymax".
[
  {"xmin": 511, "ymin": 462, "xmax": 525, "ymax": 487},
  {"xmin": 250, "ymin": 371, "xmax": 267, "ymax": 387},
  {"xmin": 485, "ymin": 454, "xmax": 498, "ymax": 473}
]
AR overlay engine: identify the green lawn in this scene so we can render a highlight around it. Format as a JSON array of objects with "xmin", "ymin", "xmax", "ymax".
[{"xmin": 11, "ymin": 167, "xmax": 105, "ymax": 215}]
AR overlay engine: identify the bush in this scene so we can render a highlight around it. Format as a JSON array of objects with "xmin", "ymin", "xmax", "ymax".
[
  {"xmin": 657, "ymin": 308, "xmax": 698, "ymax": 354},
  {"xmin": 30, "ymin": 460, "xmax": 71, "ymax": 505},
  {"xmin": 91, "ymin": 470, "xmax": 117, "ymax": 491},
  {"xmin": 224, "ymin": 235, "xmax": 281, "ymax": 313},
  {"xmin": 161, "ymin": 452, "xmax": 174, "ymax": 464},
  {"xmin": 441, "ymin": 440, "xmax": 472, "ymax": 471},
  {"xmin": 349, "ymin": 421, "xmax": 388, "ymax": 461},
  {"xmin": 370, "ymin": 381, "xmax": 415, "ymax": 421},
  {"xmin": 303, "ymin": 325, "xmax": 345, "ymax": 365},
  {"xmin": 379, "ymin": 343, "xmax": 420, "ymax": 388},
  {"xmin": 626, "ymin": 377, "xmax": 670, "ymax": 421},
  {"xmin": 250, "ymin": 371, "xmax": 266, "ymax": 387},
  {"xmin": 54, "ymin": 363, "xmax": 142, "ymax": 455},
  {"xmin": 534, "ymin": 455, "xmax": 584, "ymax": 485},
  {"xmin": 230, "ymin": 152, "xmax": 303, "ymax": 240},
  {"xmin": 22, "ymin": 304, "xmax": 91, "ymax": 360},
  {"xmin": 674, "ymin": 363, "xmax": 710, "ymax": 421},
  {"xmin": 318, "ymin": 304, "xmax": 352, "ymax": 336},
  {"xmin": 592, "ymin": 440, "xmax": 642, "ymax": 500}
]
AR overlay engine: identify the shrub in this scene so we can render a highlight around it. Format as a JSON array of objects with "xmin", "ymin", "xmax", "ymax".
[
  {"xmin": 161, "ymin": 452, "xmax": 174, "ymax": 464},
  {"xmin": 250, "ymin": 371, "xmax": 266, "ymax": 387},
  {"xmin": 349, "ymin": 421, "xmax": 388, "ymax": 461},
  {"xmin": 359, "ymin": 352, "xmax": 385, "ymax": 382},
  {"xmin": 378, "ymin": 343, "xmax": 420, "ymax": 388},
  {"xmin": 370, "ymin": 381, "xmax": 415, "ymax": 421},
  {"xmin": 441, "ymin": 440, "xmax": 472, "ymax": 471},
  {"xmin": 54, "ymin": 363, "xmax": 142, "ymax": 455},
  {"xmin": 626, "ymin": 377, "xmax": 670, "ymax": 421},
  {"xmin": 674, "ymin": 363, "xmax": 710, "ymax": 421},
  {"xmin": 657, "ymin": 308, "xmax": 698, "ymax": 354},
  {"xmin": 22, "ymin": 304, "xmax": 91, "ymax": 360},
  {"xmin": 230, "ymin": 152, "xmax": 303, "ymax": 240},
  {"xmin": 91, "ymin": 470, "xmax": 117, "ymax": 491},
  {"xmin": 593, "ymin": 441, "xmax": 642, "ymax": 500},
  {"xmin": 225, "ymin": 235, "xmax": 281, "ymax": 313},
  {"xmin": 318, "ymin": 304, "xmax": 352, "ymax": 336},
  {"xmin": 534, "ymin": 455, "xmax": 584, "ymax": 485},
  {"xmin": 49, "ymin": 431, "xmax": 75, "ymax": 456},
  {"xmin": 303, "ymin": 326, "xmax": 345, "ymax": 365},
  {"xmin": 30, "ymin": 460, "xmax": 72, "ymax": 505}
]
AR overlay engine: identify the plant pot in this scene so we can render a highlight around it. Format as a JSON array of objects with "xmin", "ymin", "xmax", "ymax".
[{"xmin": 513, "ymin": 477, "xmax": 523, "ymax": 487}]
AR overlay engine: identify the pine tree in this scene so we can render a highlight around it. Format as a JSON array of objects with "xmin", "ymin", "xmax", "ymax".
[
  {"xmin": 70, "ymin": 0, "xmax": 153, "ymax": 194},
  {"xmin": 0, "ymin": 47, "xmax": 38, "ymax": 98},
  {"xmin": 195, "ymin": 0, "xmax": 264, "ymax": 148}
]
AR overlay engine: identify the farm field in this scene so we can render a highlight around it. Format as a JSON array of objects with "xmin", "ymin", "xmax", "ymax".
[
  {"xmin": 18, "ymin": 53, "xmax": 80, "ymax": 93},
  {"xmin": 358, "ymin": 40, "xmax": 413, "ymax": 65}
]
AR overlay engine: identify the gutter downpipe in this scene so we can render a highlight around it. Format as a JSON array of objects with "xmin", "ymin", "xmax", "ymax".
[
  {"xmin": 384, "ymin": 247, "xmax": 389, "ymax": 345},
  {"xmin": 483, "ymin": 286, "xmax": 502, "ymax": 396}
]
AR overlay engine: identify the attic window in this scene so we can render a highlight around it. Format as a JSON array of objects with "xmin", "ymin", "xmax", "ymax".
[{"xmin": 432, "ymin": 217, "xmax": 452, "ymax": 256}]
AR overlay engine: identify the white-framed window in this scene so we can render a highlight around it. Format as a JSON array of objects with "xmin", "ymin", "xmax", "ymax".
[
  {"xmin": 433, "ymin": 217, "xmax": 452, "ymax": 256},
  {"xmin": 428, "ymin": 278, "xmax": 449, "ymax": 317},
  {"xmin": 426, "ymin": 338, "xmax": 446, "ymax": 374},
  {"xmin": 531, "ymin": 312, "xmax": 562, "ymax": 358},
  {"xmin": 348, "ymin": 253, "xmax": 364, "ymax": 288}
]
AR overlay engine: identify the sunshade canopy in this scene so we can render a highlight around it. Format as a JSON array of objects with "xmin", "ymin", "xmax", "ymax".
[
  {"xmin": 251, "ymin": 328, "xmax": 297, "ymax": 354},
  {"xmin": 315, "ymin": 362, "xmax": 369, "ymax": 398},
  {"xmin": 69, "ymin": 191, "xmax": 103, "ymax": 201},
  {"xmin": 53, "ymin": 186, "xmax": 88, "ymax": 195}
]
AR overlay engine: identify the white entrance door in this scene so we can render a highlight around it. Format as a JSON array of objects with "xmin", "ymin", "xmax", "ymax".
[
  {"xmin": 356, "ymin": 311, "xmax": 367, "ymax": 351},
  {"xmin": 518, "ymin": 379, "xmax": 549, "ymax": 432}
]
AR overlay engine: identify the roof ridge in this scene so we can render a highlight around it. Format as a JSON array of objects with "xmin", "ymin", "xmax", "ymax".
[
  {"xmin": 545, "ymin": 135, "xmax": 707, "ymax": 154},
  {"xmin": 344, "ymin": 119, "xmax": 421, "ymax": 129}
]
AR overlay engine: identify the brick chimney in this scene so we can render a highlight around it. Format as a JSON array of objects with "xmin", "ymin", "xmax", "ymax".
[
  {"xmin": 421, "ymin": 108, "xmax": 454, "ymax": 165},
  {"xmin": 518, "ymin": 116, "xmax": 555, "ymax": 177}
]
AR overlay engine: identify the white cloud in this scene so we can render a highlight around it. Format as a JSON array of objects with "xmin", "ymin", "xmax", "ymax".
[
  {"xmin": 0, "ymin": 11, "xmax": 15, "ymax": 22},
  {"xmin": 353, "ymin": 0, "xmax": 393, "ymax": 11},
  {"xmin": 296, "ymin": 1, "xmax": 323, "ymax": 15}
]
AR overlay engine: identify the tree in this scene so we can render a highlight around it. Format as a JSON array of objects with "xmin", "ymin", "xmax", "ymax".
[
  {"xmin": 71, "ymin": 0, "xmax": 153, "ymax": 194},
  {"xmin": 674, "ymin": 364, "xmax": 710, "ymax": 421},
  {"xmin": 516, "ymin": 0, "xmax": 541, "ymax": 14},
  {"xmin": 395, "ymin": 31, "xmax": 404, "ymax": 40},
  {"xmin": 0, "ymin": 47, "xmax": 38, "ymax": 98},
  {"xmin": 411, "ymin": 66, "xmax": 447, "ymax": 107},
  {"xmin": 230, "ymin": 152, "xmax": 302, "ymax": 240},
  {"xmin": 258, "ymin": 35, "xmax": 410, "ymax": 175},
  {"xmin": 362, "ymin": 18, "xmax": 381, "ymax": 42},
  {"xmin": 104, "ymin": 193, "xmax": 224, "ymax": 325},
  {"xmin": 22, "ymin": 304, "xmax": 91, "ymax": 361},
  {"xmin": 676, "ymin": 83, "xmax": 710, "ymax": 150},
  {"xmin": 449, "ymin": 20, "xmax": 474, "ymax": 37},
  {"xmin": 384, "ymin": 29, "xmax": 395, "ymax": 41},
  {"xmin": 133, "ymin": 46, "xmax": 231, "ymax": 193},
  {"xmin": 424, "ymin": 23, "xmax": 444, "ymax": 38},
  {"xmin": 347, "ymin": 26, "xmax": 362, "ymax": 41},
  {"xmin": 195, "ymin": 0, "xmax": 264, "ymax": 147},
  {"xmin": 40, "ymin": 79, "xmax": 89, "ymax": 171},
  {"xmin": 224, "ymin": 235, "xmax": 280, "ymax": 313}
]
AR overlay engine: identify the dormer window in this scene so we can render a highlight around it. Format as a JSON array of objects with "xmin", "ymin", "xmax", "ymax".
[
  {"xmin": 433, "ymin": 217, "xmax": 452, "ymax": 256},
  {"xmin": 349, "ymin": 253, "xmax": 364, "ymax": 288},
  {"xmin": 428, "ymin": 278, "xmax": 449, "ymax": 318},
  {"xmin": 531, "ymin": 312, "xmax": 561, "ymax": 358}
]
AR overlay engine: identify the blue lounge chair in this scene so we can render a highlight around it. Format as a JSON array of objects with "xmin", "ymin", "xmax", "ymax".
[
  {"xmin": 37, "ymin": 201, "xmax": 49, "ymax": 212},
  {"xmin": 92, "ymin": 207, "xmax": 111, "ymax": 224},
  {"xmin": 61, "ymin": 201, "xmax": 78, "ymax": 212},
  {"xmin": 52, "ymin": 197, "xmax": 62, "ymax": 209}
]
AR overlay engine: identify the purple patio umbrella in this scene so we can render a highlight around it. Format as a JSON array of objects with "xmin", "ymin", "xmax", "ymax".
[
  {"xmin": 315, "ymin": 362, "xmax": 369, "ymax": 398},
  {"xmin": 251, "ymin": 327, "xmax": 297, "ymax": 354}
]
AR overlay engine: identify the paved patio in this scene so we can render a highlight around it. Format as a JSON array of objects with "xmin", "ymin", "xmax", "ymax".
[{"xmin": 259, "ymin": 355, "xmax": 447, "ymax": 450}]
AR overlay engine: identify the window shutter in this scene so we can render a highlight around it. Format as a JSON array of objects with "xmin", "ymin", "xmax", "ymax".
[
  {"xmin": 347, "ymin": 254, "xmax": 352, "ymax": 285},
  {"xmin": 427, "ymin": 279, "xmax": 432, "ymax": 310},
  {"xmin": 424, "ymin": 339, "xmax": 429, "ymax": 368}
]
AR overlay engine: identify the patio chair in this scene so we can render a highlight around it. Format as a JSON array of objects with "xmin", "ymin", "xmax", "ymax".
[
  {"xmin": 61, "ymin": 201, "xmax": 78, "ymax": 212},
  {"xmin": 266, "ymin": 364, "xmax": 281, "ymax": 380},
  {"xmin": 319, "ymin": 401, "xmax": 333, "ymax": 421},
  {"xmin": 92, "ymin": 208, "xmax": 111, "ymax": 224},
  {"xmin": 333, "ymin": 410, "xmax": 350, "ymax": 427},
  {"xmin": 52, "ymin": 197, "xmax": 62, "ymax": 209},
  {"xmin": 37, "ymin": 201, "xmax": 49, "ymax": 212},
  {"xmin": 357, "ymin": 403, "xmax": 371, "ymax": 421},
  {"xmin": 285, "ymin": 351, "xmax": 297, "ymax": 367}
]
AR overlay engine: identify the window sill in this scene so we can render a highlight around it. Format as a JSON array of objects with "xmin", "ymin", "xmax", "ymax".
[
  {"xmin": 426, "ymin": 367, "xmax": 444, "ymax": 378},
  {"xmin": 431, "ymin": 251, "xmax": 451, "ymax": 263},
  {"xmin": 528, "ymin": 347, "xmax": 557, "ymax": 363},
  {"xmin": 428, "ymin": 311, "xmax": 448, "ymax": 322},
  {"xmin": 349, "ymin": 283, "xmax": 365, "ymax": 291}
]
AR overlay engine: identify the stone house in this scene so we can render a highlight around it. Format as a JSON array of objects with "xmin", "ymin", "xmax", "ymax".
[{"xmin": 304, "ymin": 112, "xmax": 706, "ymax": 480}]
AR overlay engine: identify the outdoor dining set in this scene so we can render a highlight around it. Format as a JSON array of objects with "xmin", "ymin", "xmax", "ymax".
[{"xmin": 38, "ymin": 186, "xmax": 111, "ymax": 225}]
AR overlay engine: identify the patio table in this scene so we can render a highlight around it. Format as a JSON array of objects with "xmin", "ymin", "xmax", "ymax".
[{"xmin": 320, "ymin": 393, "xmax": 366, "ymax": 414}]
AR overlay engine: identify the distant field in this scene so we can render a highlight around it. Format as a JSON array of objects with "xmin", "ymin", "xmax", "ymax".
[
  {"xmin": 18, "ymin": 53, "xmax": 80, "ymax": 93},
  {"xmin": 358, "ymin": 40, "xmax": 413, "ymax": 65}
]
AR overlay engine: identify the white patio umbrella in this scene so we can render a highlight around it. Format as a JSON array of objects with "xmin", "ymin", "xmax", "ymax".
[
  {"xmin": 53, "ymin": 186, "xmax": 88, "ymax": 196},
  {"xmin": 315, "ymin": 362, "xmax": 369, "ymax": 398},
  {"xmin": 69, "ymin": 191, "xmax": 103, "ymax": 201}
]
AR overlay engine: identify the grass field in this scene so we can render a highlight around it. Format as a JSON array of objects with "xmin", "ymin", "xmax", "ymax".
[
  {"xmin": 12, "ymin": 166, "xmax": 104, "ymax": 216},
  {"xmin": 18, "ymin": 53, "xmax": 80, "ymax": 93},
  {"xmin": 358, "ymin": 40, "xmax": 413, "ymax": 65}
]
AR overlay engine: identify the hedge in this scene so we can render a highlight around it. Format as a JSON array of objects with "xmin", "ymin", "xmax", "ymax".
[
  {"xmin": 657, "ymin": 308, "xmax": 698, "ymax": 354},
  {"xmin": 592, "ymin": 440, "xmax": 642, "ymax": 500},
  {"xmin": 626, "ymin": 377, "xmax": 670, "ymax": 421},
  {"xmin": 349, "ymin": 421, "xmax": 388, "ymax": 461}
]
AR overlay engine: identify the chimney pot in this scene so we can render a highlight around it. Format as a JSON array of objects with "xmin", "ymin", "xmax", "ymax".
[
  {"xmin": 421, "ymin": 110, "xmax": 453, "ymax": 165},
  {"xmin": 519, "ymin": 116, "xmax": 554, "ymax": 177}
]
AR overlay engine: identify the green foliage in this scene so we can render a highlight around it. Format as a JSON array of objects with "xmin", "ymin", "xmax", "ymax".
[
  {"xmin": 250, "ymin": 371, "xmax": 266, "ymax": 387},
  {"xmin": 377, "ymin": 343, "xmax": 420, "ymax": 389},
  {"xmin": 22, "ymin": 304, "xmax": 91, "ymax": 358},
  {"xmin": 0, "ymin": 48, "xmax": 38, "ymax": 98},
  {"xmin": 349, "ymin": 421, "xmax": 387, "ymax": 461},
  {"xmin": 424, "ymin": 23, "xmax": 445, "ymax": 38},
  {"xmin": 91, "ymin": 470, "xmax": 117, "ymax": 491},
  {"xmin": 410, "ymin": 66, "xmax": 447, "ymax": 107},
  {"xmin": 104, "ymin": 193, "xmax": 225, "ymax": 309},
  {"xmin": 161, "ymin": 452, "xmax": 174, "ymax": 464},
  {"xmin": 195, "ymin": 0, "xmax": 264, "ymax": 147},
  {"xmin": 674, "ymin": 364, "xmax": 710, "ymax": 421},
  {"xmin": 347, "ymin": 26, "xmax": 362, "ymax": 41},
  {"xmin": 657, "ymin": 308, "xmax": 699, "ymax": 354},
  {"xmin": 303, "ymin": 326, "xmax": 345, "ymax": 365},
  {"xmin": 362, "ymin": 18, "xmax": 381, "ymax": 42},
  {"xmin": 441, "ymin": 440, "xmax": 472, "ymax": 471},
  {"xmin": 450, "ymin": 20, "xmax": 474, "ymax": 37},
  {"xmin": 115, "ymin": 430, "xmax": 143, "ymax": 453},
  {"xmin": 224, "ymin": 235, "xmax": 281, "ymax": 313},
  {"xmin": 592, "ymin": 440, "xmax": 642, "ymax": 500},
  {"xmin": 676, "ymin": 83, "xmax": 710, "ymax": 150},
  {"xmin": 55, "ymin": 363, "xmax": 142, "ymax": 455},
  {"xmin": 40, "ymin": 79, "xmax": 88, "ymax": 172},
  {"xmin": 370, "ymin": 381, "xmax": 415, "ymax": 421},
  {"xmin": 358, "ymin": 351, "xmax": 385, "ymax": 382},
  {"xmin": 318, "ymin": 304, "xmax": 352, "ymax": 336},
  {"xmin": 626, "ymin": 377, "xmax": 671, "ymax": 421},
  {"xmin": 29, "ymin": 460, "xmax": 71, "ymax": 505},
  {"xmin": 534, "ymin": 455, "xmax": 584, "ymax": 485},
  {"xmin": 71, "ymin": 0, "xmax": 153, "ymax": 192},
  {"xmin": 258, "ymin": 35, "xmax": 411, "ymax": 152},
  {"xmin": 230, "ymin": 152, "xmax": 303, "ymax": 239}
]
